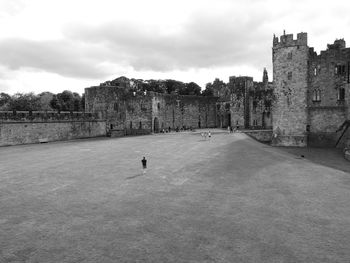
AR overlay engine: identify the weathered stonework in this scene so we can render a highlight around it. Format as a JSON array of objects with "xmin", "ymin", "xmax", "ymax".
[
  {"xmin": 85, "ymin": 85, "xmax": 217, "ymax": 135},
  {"xmin": 273, "ymin": 32, "xmax": 350, "ymax": 148},
  {"xmin": 0, "ymin": 111, "xmax": 106, "ymax": 146},
  {"xmin": 272, "ymin": 32, "xmax": 309, "ymax": 146},
  {"xmin": 213, "ymin": 70, "xmax": 273, "ymax": 130}
]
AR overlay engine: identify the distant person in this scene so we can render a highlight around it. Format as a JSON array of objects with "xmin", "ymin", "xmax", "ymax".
[
  {"xmin": 230, "ymin": 126, "xmax": 233, "ymax": 133},
  {"xmin": 208, "ymin": 131, "xmax": 211, "ymax": 140},
  {"xmin": 141, "ymin": 157, "xmax": 147, "ymax": 174},
  {"xmin": 227, "ymin": 126, "xmax": 230, "ymax": 133}
]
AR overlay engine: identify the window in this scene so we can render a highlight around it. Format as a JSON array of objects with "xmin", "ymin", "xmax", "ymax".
[
  {"xmin": 341, "ymin": 65, "xmax": 346, "ymax": 75},
  {"xmin": 252, "ymin": 101, "xmax": 258, "ymax": 113},
  {"xmin": 335, "ymin": 65, "xmax": 346, "ymax": 75},
  {"xmin": 114, "ymin": 102, "xmax": 118, "ymax": 111},
  {"xmin": 288, "ymin": 72, "xmax": 292, "ymax": 80},
  {"xmin": 338, "ymin": 88, "xmax": 345, "ymax": 101},
  {"xmin": 312, "ymin": 89, "xmax": 321, "ymax": 102}
]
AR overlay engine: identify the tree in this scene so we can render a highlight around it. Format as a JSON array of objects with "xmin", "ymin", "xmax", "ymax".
[
  {"xmin": 72, "ymin": 92, "xmax": 82, "ymax": 111},
  {"xmin": 202, "ymin": 83, "xmax": 214, "ymax": 96},
  {"xmin": 56, "ymin": 90, "xmax": 75, "ymax": 111},
  {"xmin": 0, "ymin": 92, "xmax": 11, "ymax": 110},
  {"xmin": 184, "ymin": 82, "xmax": 201, "ymax": 96},
  {"xmin": 39, "ymin": 92, "xmax": 54, "ymax": 111},
  {"xmin": 165, "ymin": 79, "xmax": 185, "ymax": 94},
  {"xmin": 81, "ymin": 93, "xmax": 85, "ymax": 111},
  {"xmin": 9, "ymin": 93, "xmax": 41, "ymax": 111},
  {"xmin": 50, "ymin": 95, "xmax": 60, "ymax": 111}
]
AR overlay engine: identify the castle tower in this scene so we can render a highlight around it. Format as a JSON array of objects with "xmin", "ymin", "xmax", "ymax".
[{"xmin": 272, "ymin": 32, "xmax": 309, "ymax": 146}]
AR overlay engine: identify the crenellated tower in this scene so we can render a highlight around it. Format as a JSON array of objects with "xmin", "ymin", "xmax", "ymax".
[{"xmin": 272, "ymin": 32, "xmax": 309, "ymax": 146}]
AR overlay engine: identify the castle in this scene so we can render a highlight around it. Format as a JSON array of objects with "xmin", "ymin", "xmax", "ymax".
[
  {"xmin": 84, "ymin": 69, "xmax": 273, "ymax": 136},
  {"xmin": 272, "ymin": 32, "xmax": 350, "ymax": 147},
  {"xmin": 1, "ymin": 32, "xmax": 349, "ymax": 149},
  {"xmin": 85, "ymin": 83, "xmax": 218, "ymax": 136},
  {"xmin": 85, "ymin": 32, "xmax": 349, "ymax": 148}
]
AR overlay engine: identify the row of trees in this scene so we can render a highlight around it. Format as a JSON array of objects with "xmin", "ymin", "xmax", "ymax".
[
  {"xmin": 0, "ymin": 77, "xmax": 220, "ymax": 112},
  {"xmin": 0, "ymin": 91, "xmax": 85, "ymax": 112},
  {"xmin": 102, "ymin": 77, "xmax": 205, "ymax": 96}
]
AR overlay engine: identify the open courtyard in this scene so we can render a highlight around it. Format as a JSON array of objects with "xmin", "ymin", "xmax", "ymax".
[{"xmin": 0, "ymin": 131, "xmax": 349, "ymax": 263}]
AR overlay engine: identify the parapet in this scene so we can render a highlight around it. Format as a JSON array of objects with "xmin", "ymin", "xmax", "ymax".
[
  {"xmin": 327, "ymin": 39, "xmax": 346, "ymax": 50},
  {"xmin": 273, "ymin": 32, "xmax": 308, "ymax": 48}
]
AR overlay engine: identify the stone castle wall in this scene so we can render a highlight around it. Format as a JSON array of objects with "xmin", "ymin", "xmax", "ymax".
[
  {"xmin": 308, "ymin": 107, "xmax": 348, "ymax": 147},
  {"xmin": 307, "ymin": 42, "xmax": 350, "ymax": 146},
  {"xmin": 0, "ymin": 111, "xmax": 106, "ymax": 146},
  {"xmin": 85, "ymin": 86, "xmax": 217, "ymax": 134},
  {"xmin": 85, "ymin": 86, "xmax": 153, "ymax": 134}
]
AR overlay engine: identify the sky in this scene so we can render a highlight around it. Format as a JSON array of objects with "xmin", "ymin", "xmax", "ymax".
[{"xmin": 0, "ymin": 0, "xmax": 350, "ymax": 95}]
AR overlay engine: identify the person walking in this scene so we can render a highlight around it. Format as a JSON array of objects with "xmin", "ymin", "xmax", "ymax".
[
  {"xmin": 141, "ymin": 156, "xmax": 147, "ymax": 174},
  {"xmin": 208, "ymin": 131, "xmax": 211, "ymax": 140}
]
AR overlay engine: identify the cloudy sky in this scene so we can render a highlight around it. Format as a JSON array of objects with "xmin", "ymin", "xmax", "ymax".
[{"xmin": 0, "ymin": 0, "xmax": 349, "ymax": 95}]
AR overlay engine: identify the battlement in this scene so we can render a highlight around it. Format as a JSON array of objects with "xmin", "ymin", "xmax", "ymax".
[
  {"xmin": 273, "ymin": 32, "xmax": 308, "ymax": 48},
  {"xmin": 327, "ymin": 39, "xmax": 346, "ymax": 50}
]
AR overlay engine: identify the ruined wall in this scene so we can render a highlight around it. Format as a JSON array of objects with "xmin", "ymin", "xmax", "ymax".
[
  {"xmin": 272, "ymin": 32, "xmax": 309, "ymax": 146},
  {"xmin": 152, "ymin": 93, "xmax": 217, "ymax": 131},
  {"xmin": 0, "ymin": 111, "xmax": 106, "ymax": 146},
  {"xmin": 85, "ymin": 86, "xmax": 153, "ymax": 134},
  {"xmin": 85, "ymin": 86, "xmax": 218, "ymax": 134}
]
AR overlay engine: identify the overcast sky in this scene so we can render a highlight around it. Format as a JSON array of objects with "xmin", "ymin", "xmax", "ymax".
[{"xmin": 0, "ymin": 0, "xmax": 349, "ymax": 95}]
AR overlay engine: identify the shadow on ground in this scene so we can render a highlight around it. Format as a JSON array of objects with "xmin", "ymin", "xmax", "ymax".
[{"xmin": 275, "ymin": 146, "xmax": 350, "ymax": 173}]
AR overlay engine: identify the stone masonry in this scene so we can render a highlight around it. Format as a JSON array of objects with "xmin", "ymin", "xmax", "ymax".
[
  {"xmin": 272, "ymin": 32, "xmax": 309, "ymax": 146},
  {"xmin": 272, "ymin": 32, "xmax": 350, "ymax": 147}
]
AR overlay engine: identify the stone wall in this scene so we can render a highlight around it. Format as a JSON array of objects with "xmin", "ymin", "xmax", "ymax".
[
  {"xmin": 85, "ymin": 85, "xmax": 217, "ymax": 134},
  {"xmin": 272, "ymin": 32, "xmax": 309, "ymax": 146},
  {"xmin": 308, "ymin": 106, "xmax": 348, "ymax": 147},
  {"xmin": 85, "ymin": 86, "xmax": 153, "ymax": 133},
  {"xmin": 244, "ymin": 130, "xmax": 273, "ymax": 143},
  {"xmin": 152, "ymin": 93, "xmax": 217, "ymax": 131},
  {"xmin": 0, "ymin": 120, "xmax": 106, "ymax": 146},
  {"xmin": 230, "ymin": 95, "xmax": 244, "ymax": 128}
]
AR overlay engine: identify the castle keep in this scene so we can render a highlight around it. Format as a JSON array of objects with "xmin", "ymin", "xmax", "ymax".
[{"xmin": 272, "ymin": 32, "xmax": 350, "ymax": 147}]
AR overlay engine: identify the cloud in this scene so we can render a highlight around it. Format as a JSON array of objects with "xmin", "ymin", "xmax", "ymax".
[
  {"xmin": 64, "ymin": 11, "xmax": 271, "ymax": 73},
  {"xmin": 0, "ymin": 38, "xmax": 113, "ymax": 79},
  {"xmin": 0, "ymin": 0, "xmax": 26, "ymax": 17}
]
